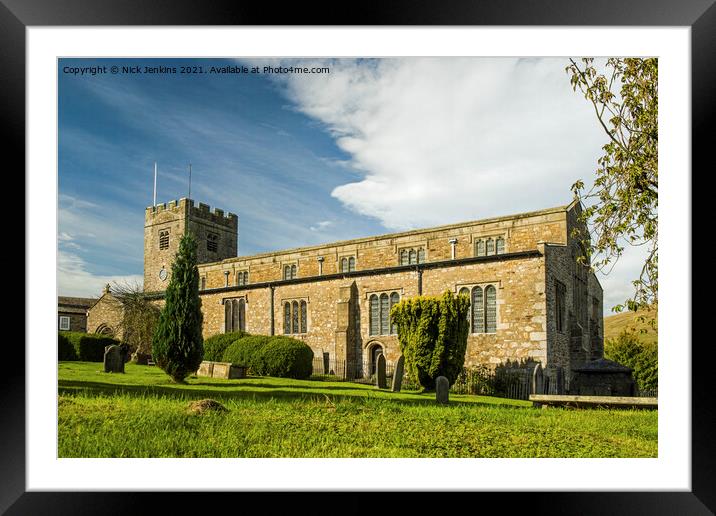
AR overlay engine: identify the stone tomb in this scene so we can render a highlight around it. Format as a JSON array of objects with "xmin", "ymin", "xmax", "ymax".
[{"xmin": 196, "ymin": 361, "xmax": 247, "ymax": 380}]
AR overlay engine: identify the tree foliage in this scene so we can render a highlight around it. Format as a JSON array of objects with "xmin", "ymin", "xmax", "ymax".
[
  {"xmin": 390, "ymin": 290, "xmax": 470, "ymax": 390},
  {"xmin": 111, "ymin": 280, "xmax": 161, "ymax": 361},
  {"xmin": 566, "ymin": 58, "xmax": 658, "ymax": 320},
  {"xmin": 604, "ymin": 331, "xmax": 658, "ymax": 391},
  {"xmin": 151, "ymin": 232, "xmax": 204, "ymax": 383}
]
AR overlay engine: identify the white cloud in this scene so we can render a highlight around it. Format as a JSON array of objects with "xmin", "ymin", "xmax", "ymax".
[
  {"xmin": 58, "ymin": 250, "xmax": 143, "ymax": 298},
  {"xmin": 309, "ymin": 220, "xmax": 333, "ymax": 232},
  {"xmin": 272, "ymin": 57, "xmax": 606, "ymax": 231}
]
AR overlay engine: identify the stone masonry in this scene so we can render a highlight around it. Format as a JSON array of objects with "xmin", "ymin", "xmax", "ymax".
[{"xmin": 89, "ymin": 198, "xmax": 604, "ymax": 387}]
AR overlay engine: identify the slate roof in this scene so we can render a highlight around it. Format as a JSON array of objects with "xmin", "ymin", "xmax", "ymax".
[{"xmin": 58, "ymin": 297, "xmax": 97, "ymax": 313}]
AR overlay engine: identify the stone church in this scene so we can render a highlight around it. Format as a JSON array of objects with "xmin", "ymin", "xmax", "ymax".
[{"xmin": 88, "ymin": 197, "xmax": 604, "ymax": 386}]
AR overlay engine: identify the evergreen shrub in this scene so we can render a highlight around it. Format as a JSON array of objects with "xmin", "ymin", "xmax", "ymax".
[
  {"xmin": 59, "ymin": 331, "xmax": 120, "ymax": 362},
  {"xmin": 391, "ymin": 290, "xmax": 470, "ymax": 390},
  {"xmin": 222, "ymin": 335, "xmax": 273, "ymax": 373},
  {"xmin": 203, "ymin": 331, "xmax": 250, "ymax": 362},
  {"xmin": 605, "ymin": 330, "xmax": 658, "ymax": 391}
]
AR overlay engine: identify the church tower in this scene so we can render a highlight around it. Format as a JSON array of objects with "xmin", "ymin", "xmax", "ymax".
[{"xmin": 143, "ymin": 198, "xmax": 238, "ymax": 293}]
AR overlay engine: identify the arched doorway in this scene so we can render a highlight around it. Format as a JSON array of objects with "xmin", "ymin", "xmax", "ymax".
[{"xmin": 367, "ymin": 342, "xmax": 384, "ymax": 376}]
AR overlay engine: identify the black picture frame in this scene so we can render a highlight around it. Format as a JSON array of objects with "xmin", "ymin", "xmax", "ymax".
[{"xmin": 7, "ymin": 0, "xmax": 709, "ymax": 513}]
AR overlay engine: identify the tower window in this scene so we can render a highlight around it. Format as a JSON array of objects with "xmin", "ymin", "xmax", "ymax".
[
  {"xmin": 207, "ymin": 233, "xmax": 219, "ymax": 252},
  {"xmin": 159, "ymin": 230, "xmax": 170, "ymax": 250}
]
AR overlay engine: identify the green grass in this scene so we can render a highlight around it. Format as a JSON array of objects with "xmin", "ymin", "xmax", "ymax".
[
  {"xmin": 604, "ymin": 308, "xmax": 658, "ymax": 346},
  {"xmin": 58, "ymin": 362, "xmax": 658, "ymax": 458}
]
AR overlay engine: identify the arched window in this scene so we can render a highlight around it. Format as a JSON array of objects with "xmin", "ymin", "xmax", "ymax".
[
  {"xmin": 201, "ymin": 277, "xmax": 206, "ymax": 290},
  {"xmin": 459, "ymin": 287, "xmax": 471, "ymax": 325},
  {"xmin": 284, "ymin": 265, "xmax": 291, "ymax": 280},
  {"xmin": 224, "ymin": 299, "xmax": 233, "ymax": 332},
  {"xmin": 409, "ymin": 249, "xmax": 417, "ymax": 265},
  {"xmin": 243, "ymin": 271, "xmax": 249, "ymax": 284},
  {"xmin": 232, "ymin": 299, "xmax": 241, "ymax": 332},
  {"xmin": 417, "ymin": 248, "xmax": 425, "ymax": 264},
  {"xmin": 400, "ymin": 250, "xmax": 408, "ymax": 265},
  {"xmin": 390, "ymin": 292, "xmax": 400, "ymax": 334},
  {"xmin": 476, "ymin": 239, "xmax": 485, "ymax": 257},
  {"xmin": 284, "ymin": 302, "xmax": 291, "ymax": 334},
  {"xmin": 291, "ymin": 264, "xmax": 297, "ymax": 279},
  {"xmin": 300, "ymin": 300, "xmax": 307, "ymax": 333},
  {"xmin": 496, "ymin": 237, "xmax": 505, "ymax": 255},
  {"xmin": 369, "ymin": 295, "xmax": 379, "ymax": 335},
  {"xmin": 292, "ymin": 301, "xmax": 299, "ymax": 333},
  {"xmin": 348, "ymin": 256, "xmax": 355, "ymax": 272},
  {"xmin": 380, "ymin": 294, "xmax": 389, "ymax": 335},
  {"xmin": 340, "ymin": 258, "xmax": 348, "ymax": 273},
  {"xmin": 472, "ymin": 286, "xmax": 484, "ymax": 333},
  {"xmin": 485, "ymin": 285, "xmax": 497, "ymax": 333},
  {"xmin": 486, "ymin": 238, "xmax": 495, "ymax": 255}
]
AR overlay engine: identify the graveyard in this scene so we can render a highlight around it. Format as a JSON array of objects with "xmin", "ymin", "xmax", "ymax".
[{"xmin": 57, "ymin": 361, "xmax": 658, "ymax": 458}]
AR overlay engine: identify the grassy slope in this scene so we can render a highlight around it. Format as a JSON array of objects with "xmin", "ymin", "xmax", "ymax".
[
  {"xmin": 604, "ymin": 308, "xmax": 658, "ymax": 346},
  {"xmin": 58, "ymin": 362, "xmax": 657, "ymax": 458}
]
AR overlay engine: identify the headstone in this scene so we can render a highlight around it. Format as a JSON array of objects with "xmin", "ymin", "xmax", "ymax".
[
  {"xmin": 531, "ymin": 363, "xmax": 544, "ymax": 395},
  {"xmin": 555, "ymin": 366, "xmax": 565, "ymax": 395},
  {"xmin": 376, "ymin": 354, "xmax": 387, "ymax": 389},
  {"xmin": 323, "ymin": 352, "xmax": 330, "ymax": 375},
  {"xmin": 103, "ymin": 345, "xmax": 125, "ymax": 373},
  {"xmin": 436, "ymin": 376, "xmax": 449, "ymax": 404},
  {"xmin": 391, "ymin": 355, "xmax": 405, "ymax": 392}
]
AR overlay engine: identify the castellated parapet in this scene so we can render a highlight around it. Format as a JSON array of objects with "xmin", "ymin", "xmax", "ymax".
[{"xmin": 144, "ymin": 198, "xmax": 238, "ymax": 293}]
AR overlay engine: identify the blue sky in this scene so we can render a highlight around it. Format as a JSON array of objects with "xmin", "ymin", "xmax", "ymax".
[{"xmin": 58, "ymin": 57, "xmax": 646, "ymax": 311}]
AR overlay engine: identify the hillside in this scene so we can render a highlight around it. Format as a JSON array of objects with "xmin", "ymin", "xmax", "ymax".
[{"xmin": 603, "ymin": 308, "xmax": 658, "ymax": 346}]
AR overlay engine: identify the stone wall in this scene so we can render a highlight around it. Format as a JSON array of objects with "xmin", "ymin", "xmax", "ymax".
[
  {"xmin": 86, "ymin": 292, "xmax": 124, "ymax": 338},
  {"xmin": 58, "ymin": 311, "xmax": 87, "ymax": 332}
]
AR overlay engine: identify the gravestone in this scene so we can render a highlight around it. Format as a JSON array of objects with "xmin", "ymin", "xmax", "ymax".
[
  {"xmin": 531, "ymin": 363, "xmax": 544, "ymax": 395},
  {"xmin": 391, "ymin": 355, "xmax": 405, "ymax": 392},
  {"xmin": 555, "ymin": 366, "xmax": 565, "ymax": 395},
  {"xmin": 376, "ymin": 354, "xmax": 387, "ymax": 389},
  {"xmin": 103, "ymin": 345, "xmax": 125, "ymax": 373},
  {"xmin": 323, "ymin": 352, "xmax": 330, "ymax": 375},
  {"xmin": 436, "ymin": 376, "xmax": 449, "ymax": 404}
]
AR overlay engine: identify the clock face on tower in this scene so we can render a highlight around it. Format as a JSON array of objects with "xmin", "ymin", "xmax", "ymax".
[{"xmin": 159, "ymin": 267, "xmax": 167, "ymax": 281}]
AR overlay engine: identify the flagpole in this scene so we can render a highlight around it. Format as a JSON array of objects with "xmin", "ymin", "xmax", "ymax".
[{"xmin": 153, "ymin": 162, "xmax": 157, "ymax": 207}]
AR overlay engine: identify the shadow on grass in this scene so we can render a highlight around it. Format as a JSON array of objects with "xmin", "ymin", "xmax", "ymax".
[{"xmin": 57, "ymin": 379, "xmax": 529, "ymax": 410}]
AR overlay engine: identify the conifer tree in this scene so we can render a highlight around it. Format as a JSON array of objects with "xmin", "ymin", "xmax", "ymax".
[{"xmin": 151, "ymin": 232, "xmax": 204, "ymax": 383}]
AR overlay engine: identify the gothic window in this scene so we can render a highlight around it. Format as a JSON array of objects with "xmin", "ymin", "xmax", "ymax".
[
  {"xmin": 496, "ymin": 237, "xmax": 505, "ymax": 254},
  {"xmin": 471, "ymin": 286, "xmax": 484, "ymax": 333},
  {"xmin": 224, "ymin": 298, "xmax": 246, "ymax": 333},
  {"xmin": 300, "ymin": 300, "xmax": 307, "ymax": 333},
  {"xmin": 390, "ymin": 292, "xmax": 400, "ymax": 334},
  {"xmin": 459, "ymin": 287, "xmax": 471, "ymax": 325},
  {"xmin": 485, "ymin": 285, "xmax": 497, "ymax": 333},
  {"xmin": 207, "ymin": 232, "xmax": 218, "ymax": 252},
  {"xmin": 284, "ymin": 302, "xmax": 291, "ymax": 334},
  {"xmin": 291, "ymin": 264, "xmax": 297, "ymax": 279},
  {"xmin": 284, "ymin": 300, "xmax": 308, "ymax": 334},
  {"xmin": 340, "ymin": 258, "xmax": 348, "ymax": 273},
  {"xmin": 159, "ymin": 230, "xmax": 170, "ymax": 250},
  {"xmin": 370, "ymin": 292, "xmax": 400, "ymax": 336},
  {"xmin": 408, "ymin": 249, "xmax": 417, "ymax": 265},
  {"xmin": 369, "ymin": 295, "xmax": 380, "ymax": 335},
  {"xmin": 400, "ymin": 250, "xmax": 408, "ymax": 266},
  {"xmin": 201, "ymin": 277, "xmax": 206, "ymax": 290},
  {"xmin": 348, "ymin": 256, "xmax": 355, "ymax": 272},
  {"xmin": 476, "ymin": 239, "xmax": 485, "ymax": 257},
  {"xmin": 292, "ymin": 301, "xmax": 299, "ymax": 333},
  {"xmin": 417, "ymin": 248, "xmax": 425, "ymax": 264},
  {"xmin": 237, "ymin": 271, "xmax": 249, "ymax": 286},
  {"xmin": 284, "ymin": 265, "xmax": 291, "ymax": 280},
  {"xmin": 486, "ymin": 238, "xmax": 495, "ymax": 256}
]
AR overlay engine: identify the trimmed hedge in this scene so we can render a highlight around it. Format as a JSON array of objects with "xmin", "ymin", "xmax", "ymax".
[
  {"xmin": 258, "ymin": 337, "xmax": 314, "ymax": 380},
  {"xmin": 222, "ymin": 336, "xmax": 272, "ymax": 374},
  {"xmin": 58, "ymin": 332, "xmax": 77, "ymax": 361},
  {"xmin": 59, "ymin": 331, "xmax": 121, "ymax": 362},
  {"xmin": 203, "ymin": 331, "xmax": 250, "ymax": 362},
  {"xmin": 222, "ymin": 335, "xmax": 313, "ymax": 379}
]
